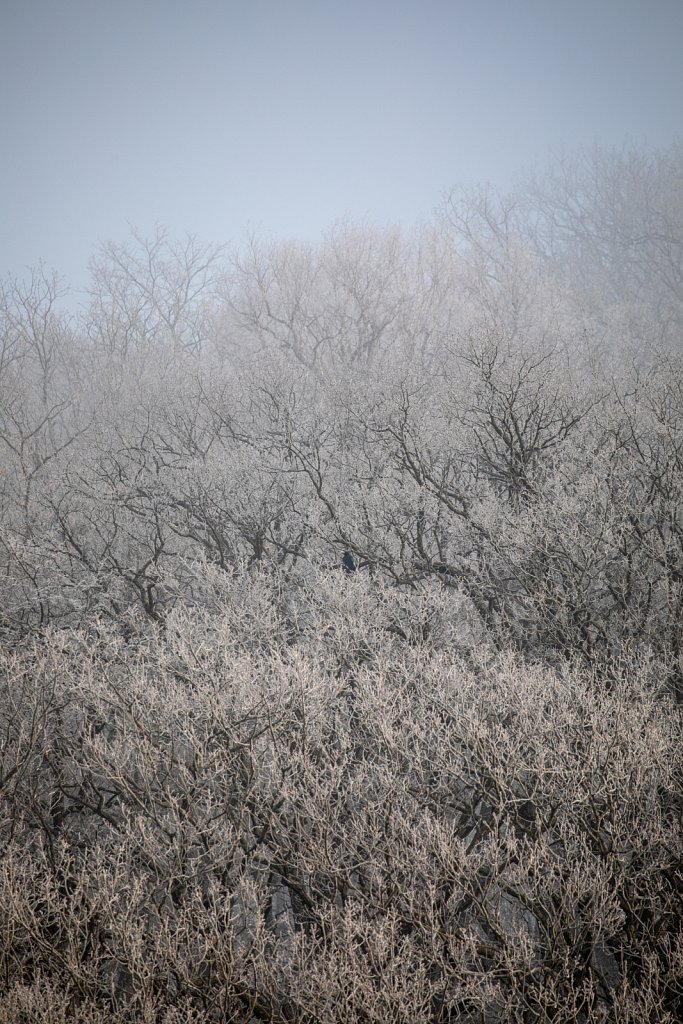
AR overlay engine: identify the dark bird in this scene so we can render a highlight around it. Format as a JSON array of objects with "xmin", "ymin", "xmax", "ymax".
[{"xmin": 341, "ymin": 551, "xmax": 357, "ymax": 574}]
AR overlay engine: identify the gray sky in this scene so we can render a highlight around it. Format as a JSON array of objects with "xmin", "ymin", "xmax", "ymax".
[{"xmin": 1, "ymin": 0, "xmax": 682, "ymax": 296}]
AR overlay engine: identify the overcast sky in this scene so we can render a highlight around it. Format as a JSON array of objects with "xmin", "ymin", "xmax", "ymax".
[{"xmin": 1, "ymin": 0, "xmax": 682, "ymax": 296}]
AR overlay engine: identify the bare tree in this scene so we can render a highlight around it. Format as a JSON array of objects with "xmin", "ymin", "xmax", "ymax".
[
  {"xmin": 1, "ymin": 149, "xmax": 682, "ymax": 1017},
  {"xmin": 86, "ymin": 226, "xmax": 226, "ymax": 359}
]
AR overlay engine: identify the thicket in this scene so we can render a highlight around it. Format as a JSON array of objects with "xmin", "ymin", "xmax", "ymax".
[{"xmin": 0, "ymin": 144, "xmax": 681, "ymax": 1021}]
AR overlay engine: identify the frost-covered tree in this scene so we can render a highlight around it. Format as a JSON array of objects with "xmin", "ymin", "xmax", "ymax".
[{"xmin": 1, "ymin": 143, "xmax": 682, "ymax": 1020}]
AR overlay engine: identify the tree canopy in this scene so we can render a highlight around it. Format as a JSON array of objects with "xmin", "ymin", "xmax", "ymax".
[{"xmin": 0, "ymin": 144, "xmax": 681, "ymax": 1022}]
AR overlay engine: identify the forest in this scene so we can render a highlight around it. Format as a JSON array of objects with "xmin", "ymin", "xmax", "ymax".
[{"xmin": 0, "ymin": 143, "xmax": 682, "ymax": 1022}]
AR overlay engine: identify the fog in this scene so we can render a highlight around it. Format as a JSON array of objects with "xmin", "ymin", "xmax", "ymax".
[
  {"xmin": 2, "ymin": 0, "xmax": 682, "ymax": 294},
  {"xmin": 1, "ymin": 3, "xmax": 683, "ymax": 1020}
]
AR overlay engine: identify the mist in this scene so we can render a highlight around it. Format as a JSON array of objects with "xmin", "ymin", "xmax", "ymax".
[
  {"xmin": 2, "ymin": 0, "xmax": 682, "ymax": 293},
  {"xmin": 1, "ymin": 2, "xmax": 683, "ymax": 1021}
]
